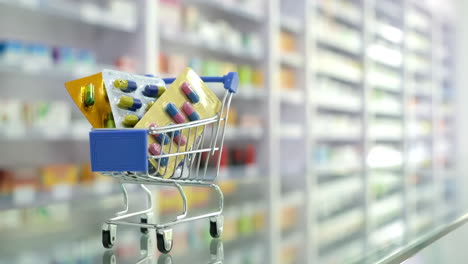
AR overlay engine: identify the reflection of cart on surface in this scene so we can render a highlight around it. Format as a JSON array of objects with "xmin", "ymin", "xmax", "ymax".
[
  {"xmin": 90, "ymin": 73, "xmax": 238, "ymax": 253},
  {"xmin": 102, "ymin": 236, "xmax": 224, "ymax": 264}
]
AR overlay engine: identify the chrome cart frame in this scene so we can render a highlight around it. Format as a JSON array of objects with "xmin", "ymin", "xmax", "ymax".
[{"xmin": 95, "ymin": 73, "xmax": 238, "ymax": 254}]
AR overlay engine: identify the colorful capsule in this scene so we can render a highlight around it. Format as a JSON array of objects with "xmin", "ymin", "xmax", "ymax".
[
  {"xmin": 118, "ymin": 96, "xmax": 142, "ymax": 111},
  {"xmin": 105, "ymin": 112, "xmax": 116, "ymax": 128},
  {"xmin": 182, "ymin": 102, "xmax": 200, "ymax": 121},
  {"xmin": 143, "ymin": 84, "xmax": 166, "ymax": 98},
  {"xmin": 165, "ymin": 102, "xmax": 186, "ymax": 124},
  {"xmin": 113, "ymin": 79, "xmax": 137, "ymax": 93},
  {"xmin": 170, "ymin": 129, "xmax": 187, "ymax": 146},
  {"xmin": 181, "ymin": 82, "xmax": 200, "ymax": 103},
  {"xmin": 149, "ymin": 123, "xmax": 169, "ymax": 145},
  {"xmin": 122, "ymin": 114, "xmax": 140, "ymax": 127},
  {"xmin": 83, "ymin": 83, "xmax": 95, "ymax": 107},
  {"xmin": 148, "ymin": 143, "xmax": 168, "ymax": 166},
  {"xmin": 148, "ymin": 142, "xmax": 161, "ymax": 155},
  {"xmin": 156, "ymin": 133, "xmax": 170, "ymax": 145}
]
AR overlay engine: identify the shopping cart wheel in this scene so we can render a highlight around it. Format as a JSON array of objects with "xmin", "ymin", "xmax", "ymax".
[
  {"xmin": 140, "ymin": 214, "xmax": 149, "ymax": 234},
  {"xmin": 209, "ymin": 216, "xmax": 224, "ymax": 238},
  {"xmin": 102, "ymin": 223, "xmax": 117, "ymax": 249},
  {"xmin": 156, "ymin": 229, "xmax": 173, "ymax": 254},
  {"xmin": 102, "ymin": 250, "xmax": 116, "ymax": 264}
]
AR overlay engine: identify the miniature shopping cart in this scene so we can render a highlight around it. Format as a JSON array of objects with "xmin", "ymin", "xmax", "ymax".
[{"xmin": 89, "ymin": 72, "xmax": 238, "ymax": 254}]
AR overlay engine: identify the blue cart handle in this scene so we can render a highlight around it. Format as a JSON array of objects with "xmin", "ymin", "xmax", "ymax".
[{"xmin": 162, "ymin": 72, "xmax": 238, "ymax": 94}]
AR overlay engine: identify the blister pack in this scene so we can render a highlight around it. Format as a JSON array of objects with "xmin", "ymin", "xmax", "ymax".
[
  {"xmin": 65, "ymin": 72, "xmax": 115, "ymax": 128},
  {"xmin": 135, "ymin": 67, "xmax": 222, "ymax": 178},
  {"xmin": 101, "ymin": 70, "xmax": 166, "ymax": 128}
]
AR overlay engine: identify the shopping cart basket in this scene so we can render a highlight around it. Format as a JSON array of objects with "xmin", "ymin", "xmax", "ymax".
[{"xmin": 89, "ymin": 72, "xmax": 238, "ymax": 253}]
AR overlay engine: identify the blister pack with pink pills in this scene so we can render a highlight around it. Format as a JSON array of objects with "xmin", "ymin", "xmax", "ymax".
[
  {"xmin": 135, "ymin": 67, "xmax": 222, "ymax": 177},
  {"xmin": 102, "ymin": 70, "xmax": 167, "ymax": 128}
]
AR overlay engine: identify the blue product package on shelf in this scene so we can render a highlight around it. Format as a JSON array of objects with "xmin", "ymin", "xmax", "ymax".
[{"xmin": 89, "ymin": 129, "xmax": 148, "ymax": 172}]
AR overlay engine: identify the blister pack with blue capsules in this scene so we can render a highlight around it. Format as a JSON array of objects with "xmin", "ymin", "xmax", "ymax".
[{"xmin": 102, "ymin": 70, "xmax": 166, "ymax": 128}]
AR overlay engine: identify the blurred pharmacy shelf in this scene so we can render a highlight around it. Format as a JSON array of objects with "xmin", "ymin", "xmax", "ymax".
[
  {"xmin": 0, "ymin": 0, "xmax": 460, "ymax": 263},
  {"xmin": 0, "ymin": 183, "xmax": 123, "ymax": 211},
  {"xmin": 0, "ymin": 0, "xmax": 137, "ymax": 31},
  {"xmin": 186, "ymin": 0, "xmax": 264, "ymax": 22},
  {"xmin": 160, "ymin": 31, "xmax": 263, "ymax": 62},
  {"xmin": 280, "ymin": 16, "xmax": 303, "ymax": 34},
  {"xmin": 0, "ymin": 62, "xmax": 115, "ymax": 80}
]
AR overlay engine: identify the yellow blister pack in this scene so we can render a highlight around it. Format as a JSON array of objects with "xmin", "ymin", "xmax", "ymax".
[
  {"xmin": 135, "ymin": 67, "xmax": 222, "ymax": 178},
  {"xmin": 65, "ymin": 72, "xmax": 115, "ymax": 128}
]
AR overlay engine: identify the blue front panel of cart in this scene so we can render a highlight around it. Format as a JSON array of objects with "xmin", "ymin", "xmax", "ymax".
[{"xmin": 89, "ymin": 129, "xmax": 148, "ymax": 172}]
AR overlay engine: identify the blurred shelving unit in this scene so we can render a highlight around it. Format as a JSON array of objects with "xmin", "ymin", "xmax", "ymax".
[
  {"xmin": 308, "ymin": 0, "xmax": 367, "ymax": 262},
  {"xmin": 365, "ymin": 0, "xmax": 407, "ymax": 254},
  {"xmin": 433, "ymin": 13, "xmax": 458, "ymax": 222},
  {"xmin": 404, "ymin": 1, "xmax": 437, "ymax": 243},
  {"xmin": 276, "ymin": 1, "xmax": 310, "ymax": 263}
]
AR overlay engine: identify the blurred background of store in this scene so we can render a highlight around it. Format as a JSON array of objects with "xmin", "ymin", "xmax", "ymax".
[{"xmin": 0, "ymin": 0, "xmax": 466, "ymax": 263}]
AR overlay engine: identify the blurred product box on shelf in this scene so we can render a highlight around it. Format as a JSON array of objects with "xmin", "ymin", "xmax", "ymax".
[
  {"xmin": 31, "ymin": 101, "xmax": 71, "ymax": 136},
  {"xmin": 317, "ymin": 49, "xmax": 363, "ymax": 83},
  {"xmin": 280, "ymin": 31, "xmax": 297, "ymax": 53},
  {"xmin": 315, "ymin": 114, "xmax": 361, "ymax": 139},
  {"xmin": 159, "ymin": 52, "xmax": 264, "ymax": 91},
  {"xmin": 280, "ymin": 203, "xmax": 300, "ymax": 231},
  {"xmin": 0, "ymin": 170, "xmax": 13, "ymax": 197},
  {"xmin": 0, "ymin": 40, "xmax": 96, "ymax": 74},
  {"xmin": 11, "ymin": 169, "xmax": 38, "ymax": 206},
  {"xmin": 239, "ymin": 114, "xmax": 262, "ymax": 129},
  {"xmin": 0, "ymin": 100, "xmax": 72, "ymax": 138},
  {"xmin": 370, "ymin": 90, "xmax": 402, "ymax": 115},
  {"xmin": 41, "ymin": 164, "xmax": 79, "ymax": 200},
  {"xmin": 317, "ymin": 176, "xmax": 362, "ymax": 216},
  {"xmin": 0, "ymin": 99, "xmax": 25, "ymax": 137},
  {"xmin": 315, "ymin": 77, "xmax": 362, "ymax": 110},
  {"xmin": 314, "ymin": 145, "xmax": 362, "ymax": 173},
  {"xmin": 280, "ymin": 68, "xmax": 296, "ymax": 90},
  {"xmin": 159, "ymin": 0, "xmax": 263, "ymax": 57},
  {"xmin": 209, "ymin": 144, "xmax": 258, "ymax": 178},
  {"xmin": 114, "ymin": 55, "xmax": 137, "ymax": 73},
  {"xmin": 0, "ymin": 163, "xmax": 110, "ymax": 208},
  {"xmin": 367, "ymin": 145, "xmax": 403, "ymax": 169},
  {"xmin": 317, "ymin": 14, "xmax": 362, "ymax": 54}
]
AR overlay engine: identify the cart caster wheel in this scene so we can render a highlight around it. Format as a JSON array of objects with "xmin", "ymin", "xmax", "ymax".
[
  {"xmin": 157, "ymin": 254, "xmax": 173, "ymax": 264},
  {"xmin": 209, "ymin": 216, "xmax": 224, "ymax": 238},
  {"xmin": 102, "ymin": 224, "xmax": 117, "ymax": 249},
  {"xmin": 140, "ymin": 215, "xmax": 149, "ymax": 234},
  {"xmin": 102, "ymin": 250, "xmax": 116, "ymax": 264},
  {"xmin": 156, "ymin": 229, "xmax": 173, "ymax": 254}
]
